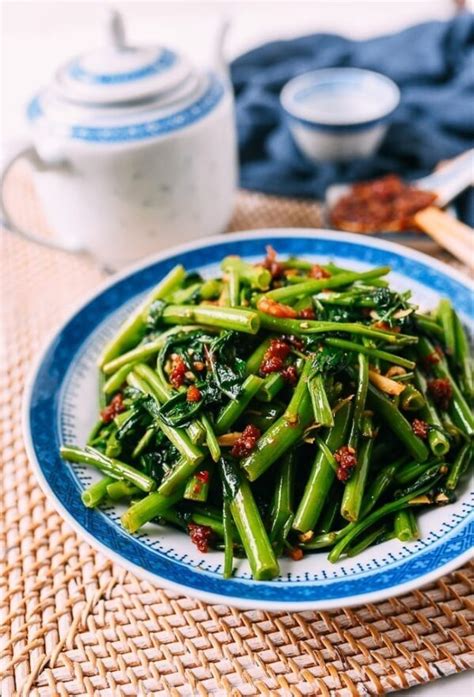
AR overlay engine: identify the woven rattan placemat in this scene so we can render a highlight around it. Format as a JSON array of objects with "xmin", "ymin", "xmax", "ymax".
[{"xmin": 1, "ymin": 167, "xmax": 473, "ymax": 696}]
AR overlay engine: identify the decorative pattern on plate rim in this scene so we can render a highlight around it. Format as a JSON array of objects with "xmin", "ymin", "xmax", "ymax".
[
  {"xmin": 26, "ymin": 73, "xmax": 225, "ymax": 143},
  {"xmin": 25, "ymin": 232, "xmax": 474, "ymax": 608},
  {"xmin": 67, "ymin": 48, "xmax": 176, "ymax": 84}
]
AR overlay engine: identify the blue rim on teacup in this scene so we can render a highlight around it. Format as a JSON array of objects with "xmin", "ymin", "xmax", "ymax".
[
  {"xmin": 280, "ymin": 68, "xmax": 400, "ymax": 162},
  {"xmin": 280, "ymin": 67, "xmax": 400, "ymax": 132}
]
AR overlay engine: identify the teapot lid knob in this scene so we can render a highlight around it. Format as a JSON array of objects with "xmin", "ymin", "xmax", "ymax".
[
  {"xmin": 104, "ymin": 8, "xmax": 126, "ymax": 50},
  {"xmin": 52, "ymin": 6, "xmax": 197, "ymax": 107}
]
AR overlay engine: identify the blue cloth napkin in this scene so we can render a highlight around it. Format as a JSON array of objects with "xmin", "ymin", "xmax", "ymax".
[{"xmin": 231, "ymin": 14, "xmax": 474, "ymax": 225}]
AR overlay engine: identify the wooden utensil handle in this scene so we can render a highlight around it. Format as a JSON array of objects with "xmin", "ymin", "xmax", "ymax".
[{"xmin": 414, "ymin": 207, "xmax": 474, "ymax": 269}]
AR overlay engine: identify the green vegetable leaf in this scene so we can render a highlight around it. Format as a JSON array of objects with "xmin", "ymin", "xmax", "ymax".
[
  {"xmin": 146, "ymin": 299, "xmax": 168, "ymax": 331},
  {"xmin": 310, "ymin": 345, "xmax": 351, "ymax": 376},
  {"xmin": 208, "ymin": 331, "xmax": 246, "ymax": 400},
  {"xmin": 157, "ymin": 390, "xmax": 204, "ymax": 427},
  {"xmin": 219, "ymin": 456, "xmax": 242, "ymax": 501}
]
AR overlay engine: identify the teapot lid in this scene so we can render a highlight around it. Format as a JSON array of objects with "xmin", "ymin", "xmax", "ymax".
[
  {"xmin": 27, "ymin": 10, "xmax": 227, "ymax": 145},
  {"xmin": 54, "ymin": 10, "xmax": 193, "ymax": 106}
]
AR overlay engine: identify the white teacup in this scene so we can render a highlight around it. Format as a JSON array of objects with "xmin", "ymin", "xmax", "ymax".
[{"xmin": 281, "ymin": 67, "xmax": 400, "ymax": 162}]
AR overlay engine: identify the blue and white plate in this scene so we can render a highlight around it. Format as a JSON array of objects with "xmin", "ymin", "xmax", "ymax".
[{"xmin": 24, "ymin": 230, "xmax": 473, "ymax": 610}]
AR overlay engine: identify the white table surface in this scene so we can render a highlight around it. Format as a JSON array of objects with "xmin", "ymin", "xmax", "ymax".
[{"xmin": 1, "ymin": 2, "xmax": 473, "ymax": 693}]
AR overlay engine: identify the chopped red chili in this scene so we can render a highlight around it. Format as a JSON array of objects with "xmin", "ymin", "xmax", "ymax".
[
  {"xmin": 188, "ymin": 523, "xmax": 214, "ymax": 553},
  {"xmin": 330, "ymin": 174, "xmax": 437, "ymax": 233},
  {"xmin": 261, "ymin": 245, "xmax": 284, "ymax": 279},
  {"xmin": 373, "ymin": 321, "xmax": 400, "ymax": 333},
  {"xmin": 268, "ymin": 338, "xmax": 291, "ymax": 361},
  {"xmin": 186, "ymin": 385, "xmax": 202, "ymax": 402},
  {"xmin": 285, "ymin": 335, "xmax": 305, "ymax": 350},
  {"xmin": 309, "ymin": 264, "xmax": 331, "ymax": 280},
  {"xmin": 334, "ymin": 445, "xmax": 358, "ymax": 482},
  {"xmin": 170, "ymin": 355, "xmax": 186, "ymax": 389},
  {"xmin": 260, "ymin": 337, "xmax": 300, "ymax": 385},
  {"xmin": 298, "ymin": 307, "xmax": 316, "ymax": 319},
  {"xmin": 287, "ymin": 547, "xmax": 304, "ymax": 561},
  {"xmin": 260, "ymin": 338, "xmax": 291, "ymax": 375},
  {"xmin": 195, "ymin": 470, "xmax": 210, "ymax": 483},
  {"xmin": 280, "ymin": 365, "xmax": 298, "ymax": 385},
  {"xmin": 100, "ymin": 393, "xmax": 125, "ymax": 423},
  {"xmin": 192, "ymin": 470, "xmax": 210, "ymax": 495},
  {"xmin": 231, "ymin": 424, "xmax": 261, "ymax": 458},
  {"xmin": 260, "ymin": 355, "xmax": 284, "ymax": 374},
  {"xmin": 428, "ymin": 378, "xmax": 452, "ymax": 410},
  {"xmin": 412, "ymin": 418, "xmax": 429, "ymax": 439},
  {"xmin": 424, "ymin": 350, "xmax": 441, "ymax": 367},
  {"xmin": 258, "ymin": 296, "xmax": 298, "ymax": 318}
]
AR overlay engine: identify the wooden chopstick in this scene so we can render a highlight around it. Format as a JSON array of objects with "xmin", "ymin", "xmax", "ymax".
[{"xmin": 414, "ymin": 206, "xmax": 474, "ymax": 269}]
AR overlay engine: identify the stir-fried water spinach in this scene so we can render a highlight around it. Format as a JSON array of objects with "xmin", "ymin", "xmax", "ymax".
[{"xmin": 60, "ymin": 249, "xmax": 473, "ymax": 581}]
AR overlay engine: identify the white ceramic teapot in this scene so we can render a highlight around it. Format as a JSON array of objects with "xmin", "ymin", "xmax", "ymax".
[{"xmin": 0, "ymin": 10, "xmax": 237, "ymax": 269}]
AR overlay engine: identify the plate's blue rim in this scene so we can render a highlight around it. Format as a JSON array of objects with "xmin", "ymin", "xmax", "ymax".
[{"xmin": 24, "ymin": 230, "xmax": 474, "ymax": 610}]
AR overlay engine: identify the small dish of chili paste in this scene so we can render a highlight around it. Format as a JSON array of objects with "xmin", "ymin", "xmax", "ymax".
[{"xmin": 329, "ymin": 174, "xmax": 437, "ymax": 233}]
